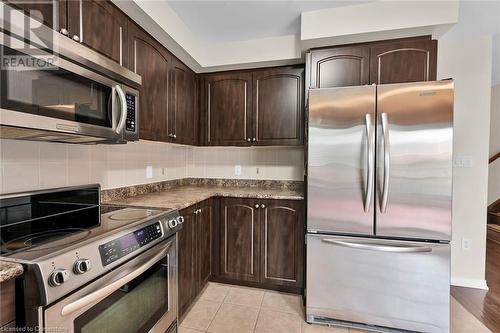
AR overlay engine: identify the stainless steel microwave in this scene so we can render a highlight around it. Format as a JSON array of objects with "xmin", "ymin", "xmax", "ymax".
[{"xmin": 0, "ymin": 4, "xmax": 141, "ymax": 144}]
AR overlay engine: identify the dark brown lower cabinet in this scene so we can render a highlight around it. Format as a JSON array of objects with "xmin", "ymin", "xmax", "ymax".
[
  {"xmin": 219, "ymin": 198, "xmax": 261, "ymax": 282},
  {"xmin": 177, "ymin": 205, "xmax": 196, "ymax": 319},
  {"xmin": 260, "ymin": 199, "xmax": 304, "ymax": 288},
  {"xmin": 177, "ymin": 199, "xmax": 215, "ymax": 319},
  {"xmin": 217, "ymin": 198, "xmax": 304, "ymax": 292}
]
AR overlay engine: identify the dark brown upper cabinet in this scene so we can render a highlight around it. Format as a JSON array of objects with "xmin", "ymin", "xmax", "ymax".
[
  {"xmin": 309, "ymin": 46, "xmax": 370, "ymax": 88},
  {"xmin": 205, "ymin": 73, "xmax": 253, "ymax": 146},
  {"xmin": 370, "ymin": 38, "xmax": 437, "ymax": 84},
  {"xmin": 252, "ymin": 67, "xmax": 304, "ymax": 146},
  {"xmin": 128, "ymin": 22, "xmax": 171, "ymax": 142},
  {"xmin": 219, "ymin": 198, "xmax": 260, "ymax": 282},
  {"xmin": 67, "ymin": 0, "xmax": 128, "ymax": 66},
  {"xmin": 169, "ymin": 59, "xmax": 197, "ymax": 145},
  {"xmin": 260, "ymin": 199, "xmax": 304, "ymax": 289},
  {"xmin": 3, "ymin": 0, "xmax": 64, "ymax": 29}
]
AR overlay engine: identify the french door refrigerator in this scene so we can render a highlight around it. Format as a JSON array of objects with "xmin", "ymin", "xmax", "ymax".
[{"xmin": 306, "ymin": 80, "xmax": 453, "ymax": 333}]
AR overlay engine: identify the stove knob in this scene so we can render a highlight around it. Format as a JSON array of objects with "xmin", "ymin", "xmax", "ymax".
[
  {"xmin": 49, "ymin": 269, "xmax": 69, "ymax": 287},
  {"xmin": 168, "ymin": 219, "xmax": 178, "ymax": 229},
  {"xmin": 74, "ymin": 259, "xmax": 92, "ymax": 274},
  {"xmin": 176, "ymin": 216, "xmax": 185, "ymax": 224}
]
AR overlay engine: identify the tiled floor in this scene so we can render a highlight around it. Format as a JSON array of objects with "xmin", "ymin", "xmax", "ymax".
[{"xmin": 179, "ymin": 282, "xmax": 492, "ymax": 333}]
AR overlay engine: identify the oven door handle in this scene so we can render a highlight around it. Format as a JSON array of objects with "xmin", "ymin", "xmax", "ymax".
[{"xmin": 60, "ymin": 240, "xmax": 172, "ymax": 316}]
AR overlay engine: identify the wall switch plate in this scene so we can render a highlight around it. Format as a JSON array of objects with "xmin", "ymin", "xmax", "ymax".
[
  {"xmin": 462, "ymin": 238, "xmax": 472, "ymax": 250},
  {"xmin": 454, "ymin": 156, "xmax": 473, "ymax": 168},
  {"xmin": 146, "ymin": 166, "xmax": 153, "ymax": 179},
  {"xmin": 234, "ymin": 165, "xmax": 242, "ymax": 176}
]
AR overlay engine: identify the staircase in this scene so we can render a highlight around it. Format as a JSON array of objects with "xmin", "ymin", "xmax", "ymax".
[{"xmin": 488, "ymin": 199, "xmax": 500, "ymax": 225}]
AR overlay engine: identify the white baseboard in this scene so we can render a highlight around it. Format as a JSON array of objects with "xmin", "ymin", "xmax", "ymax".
[{"xmin": 451, "ymin": 277, "xmax": 489, "ymax": 290}]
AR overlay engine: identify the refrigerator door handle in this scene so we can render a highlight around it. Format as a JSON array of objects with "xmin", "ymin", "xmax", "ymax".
[
  {"xmin": 380, "ymin": 112, "xmax": 390, "ymax": 213},
  {"xmin": 321, "ymin": 239, "xmax": 433, "ymax": 253},
  {"xmin": 364, "ymin": 114, "xmax": 374, "ymax": 212}
]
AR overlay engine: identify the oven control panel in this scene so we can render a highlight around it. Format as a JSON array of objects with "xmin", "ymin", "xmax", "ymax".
[
  {"xmin": 125, "ymin": 93, "xmax": 136, "ymax": 132},
  {"xmin": 99, "ymin": 222, "xmax": 162, "ymax": 266}
]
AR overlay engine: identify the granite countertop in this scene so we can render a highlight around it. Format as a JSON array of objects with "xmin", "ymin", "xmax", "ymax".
[
  {"xmin": 106, "ymin": 184, "xmax": 304, "ymax": 210},
  {"xmin": 0, "ymin": 261, "xmax": 24, "ymax": 283}
]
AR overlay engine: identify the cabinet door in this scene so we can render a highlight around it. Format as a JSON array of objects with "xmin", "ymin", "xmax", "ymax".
[
  {"xmin": 196, "ymin": 199, "xmax": 214, "ymax": 291},
  {"xmin": 178, "ymin": 206, "xmax": 197, "ymax": 319},
  {"xmin": 220, "ymin": 198, "xmax": 260, "ymax": 282},
  {"xmin": 128, "ymin": 22, "xmax": 171, "ymax": 141},
  {"xmin": 3, "ymin": 0, "xmax": 65, "ymax": 29},
  {"xmin": 252, "ymin": 67, "xmax": 304, "ymax": 146},
  {"xmin": 309, "ymin": 46, "xmax": 370, "ymax": 88},
  {"xmin": 170, "ymin": 59, "xmax": 197, "ymax": 145},
  {"xmin": 206, "ymin": 73, "xmax": 252, "ymax": 145},
  {"xmin": 68, "ymin": 0, "xmax": 127, "ymax": 66},
  {"xmin": 370, "ymin": 38, "xmax": 437, "ymax": 84},
  {"xmin": 260, "ymin": 200, "xmax": 304, "ymax": 288}
]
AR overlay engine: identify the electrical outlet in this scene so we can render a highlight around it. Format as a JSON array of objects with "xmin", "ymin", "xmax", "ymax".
[
  {"xmin": 454, "ymin": 156, "xmax": 473, "ymax": 168},
  {"xmin": 146, "ymin": 166, "xmax": 153, "ymax": 179},
  {"xmin": 462, "ymin": 238, "xmax": 472, "ymax": 250},
  {"xmin": 234, "ymin": 165, "xmax": 242, "ymax": 176}
]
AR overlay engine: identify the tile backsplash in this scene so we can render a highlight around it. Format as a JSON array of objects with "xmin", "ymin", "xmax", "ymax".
[{"xmin": 0, "ymin": 139, "xmax": 304, "ymax": 194}]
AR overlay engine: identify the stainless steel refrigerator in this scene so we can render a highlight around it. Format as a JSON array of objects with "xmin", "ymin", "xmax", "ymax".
[{"xmin": 306, "ymin": 80, "xmax": 453, "ymax": 333}]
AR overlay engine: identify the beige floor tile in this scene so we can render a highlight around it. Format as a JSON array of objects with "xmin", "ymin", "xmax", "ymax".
[
  {"xmin": 207, "ymin": 303, "xmax": 259, "ymax": 333},
  {"xmin": 178, "ymin": 327, "xmax": 205, "ymax": 333},
  {"xmin": 255, "ymin": 308, "xmax": 302, "ymax": 333},
  {"xmin": 451, "ymin": 298, "xmax": 491, "ymax": 333},
  {"xmin": 181, "ymin": 300, "xmax": 221, "ymax": 331},
  {"xmin": 199, "ymin": 282, "xmax": 231, "ymax": 303},
  {"xmin": 224, "ymin": 285, "xmax": 265, "ymax": 308},
  {"xmin": 302, "ymin": 321, "xmax": 349, "ymax": 333},
  {"xmin": 261, "ymin": 291, "xmax": 304, "ymax": 316}
]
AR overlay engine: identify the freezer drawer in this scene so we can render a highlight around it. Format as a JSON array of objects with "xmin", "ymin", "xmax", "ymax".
[{"xmin": 306, "ymin": 234, "xmax": 450, "ymax": 333}]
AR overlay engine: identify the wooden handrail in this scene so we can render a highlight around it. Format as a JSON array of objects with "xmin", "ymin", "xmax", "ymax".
[{"xmin": 490, "ymin": 152, "xmax": 500, "ymax": 164}]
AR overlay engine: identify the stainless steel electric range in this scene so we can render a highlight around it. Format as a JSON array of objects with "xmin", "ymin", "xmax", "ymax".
[{"xmin": 0, "ymin": 185, "xmax": 183, "ymax": 333}]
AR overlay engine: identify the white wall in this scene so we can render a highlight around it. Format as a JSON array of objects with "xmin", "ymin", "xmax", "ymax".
[
  {"xmin": 489, "ymin": 85, "xmax": 500, "ymax": 205},
  {"xmin": 437, "ymin": 33, "xmax": 492, "ymax": 288},
  {"xmin": 0, "ymin": 139, "xmax": 304, "ymax": 194}
]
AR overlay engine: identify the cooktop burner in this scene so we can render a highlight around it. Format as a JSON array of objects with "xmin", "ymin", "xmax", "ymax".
[{"xmin": 0, "ymin": 186, "xmax": 172, "ymax": 261}]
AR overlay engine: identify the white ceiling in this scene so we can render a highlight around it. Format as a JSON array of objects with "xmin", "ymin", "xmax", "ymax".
[{"xmin": 167, "ymin": 1, "xmax": 370, "ymax": 43}]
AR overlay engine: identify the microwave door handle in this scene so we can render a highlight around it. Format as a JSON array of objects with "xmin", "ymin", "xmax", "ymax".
[
  {"xmin": 380, "ymin": 112, "xmax": 390, "ymax": 213},
  {"xmin": 364, "ymin": 113, "xmax": 374, "ymax": 213},
  {"xmin": 115, "ymin": 85, "xmax": 127, "ymax": 134},
  {"xmin": 60, "ymin": 240, "xmax": 173, "ymax": 316}
]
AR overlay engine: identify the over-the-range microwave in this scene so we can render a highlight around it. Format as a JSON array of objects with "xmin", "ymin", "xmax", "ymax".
[{"xmin": 0, "ymin": 3, "xmax": 141, "ymax": 144}]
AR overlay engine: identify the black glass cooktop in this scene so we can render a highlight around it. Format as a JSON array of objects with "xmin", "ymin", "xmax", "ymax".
[{"xmin": 0, "ymin": 186, "xmax": 167, "ymax": 260}]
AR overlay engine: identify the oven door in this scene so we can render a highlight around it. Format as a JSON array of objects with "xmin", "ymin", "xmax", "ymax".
[
  {"xmin": 44, "ymin": 237, "xmax": 177, "ymax": 333},
  {"xmin": 0, "ymin": 31, "xmax": 138, "ymax": 143}
]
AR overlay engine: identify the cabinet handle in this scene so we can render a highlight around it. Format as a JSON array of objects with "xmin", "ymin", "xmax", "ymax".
[
  {"xmin": 247, "ymin": 138, "xmax": 251, "ymax": 142},
  {"xmin": 252, "ymin": 138, "xmax": 256, "ymax": 142},
  {"xmin": 72, "ymin": 35, "xmax": 80, "ymax": 42},
  {"xmin": 60, "ymin": 28, "xmax": 69, "ymax": 36},
  {"xmin": 261, "ymin": 204, "xmax": 265, "ymax": 209},
  {"xmin": 194, "ymin": 210, "xmax": 198, "ymax": 215},
  {"xmin": 173, "ymin": 134, "xmax": 177, "ymax": 139},
  {"xmin": 254, "ymin": 204, "xmax": 259, "ymax": 209}
]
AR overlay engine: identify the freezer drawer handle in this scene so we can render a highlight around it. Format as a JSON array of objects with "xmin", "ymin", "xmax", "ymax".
[
  {"xmin": 364, "ymin": 113, "xmax": 374, "ymax": 212},
  {"xmin": 322, "ymin": 239, "xmax": 433, "ymax": 253},
  {"xmin": 380, "ymin": 112, "xmax": 390, "ymax": 213}
]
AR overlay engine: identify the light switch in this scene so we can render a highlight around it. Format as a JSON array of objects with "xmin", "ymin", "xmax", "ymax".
[
  {"xmin": 454, "ymin": 156, "xmax": 473, "ymax": 168},
  {"xmin": 146, "ymin": 166, "xmax": 153, "ymax": 179},
  {"xmin": 234, "ymin": 165, "xmax": 242, "ymax": 176}
]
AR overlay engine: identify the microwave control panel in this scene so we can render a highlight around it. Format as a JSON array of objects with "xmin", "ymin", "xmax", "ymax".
[
  {"xmin": 125, "ymin": 93, "xmax": 136, "ymax": 132},
  {"xmin": 99, "ymin": 222, "xmax": 162, "ymax": 266}
]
